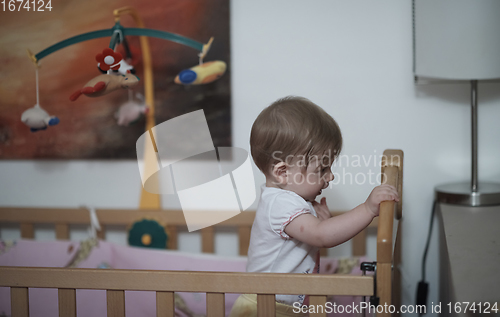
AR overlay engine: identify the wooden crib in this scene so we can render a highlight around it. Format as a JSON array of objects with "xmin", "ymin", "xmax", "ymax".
[{"xmin": 0, "ymin": 149, "xmax": 403, "ymax": 317}]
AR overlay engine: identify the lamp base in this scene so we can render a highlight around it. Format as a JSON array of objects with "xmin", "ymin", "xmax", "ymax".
[{"xmin": 435, "ymin": 182, "xmax": 500, "ymax": 207}]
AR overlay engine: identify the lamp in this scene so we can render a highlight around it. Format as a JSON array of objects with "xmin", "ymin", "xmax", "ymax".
[{"xmin": 413, "ymin": 0, "xmax": 500, "ymax": 206}]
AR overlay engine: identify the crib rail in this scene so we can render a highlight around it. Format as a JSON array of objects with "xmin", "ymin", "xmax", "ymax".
[
  {"xmin": 0, "ymin": 207, "xmax": 376, "ymax": 256},
  {"xmin": 0, "ymin": 266, "xmax": 373, "ymax": 317}
]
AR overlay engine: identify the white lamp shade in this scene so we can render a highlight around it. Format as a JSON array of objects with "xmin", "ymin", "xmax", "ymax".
[{"xmin": 414, "ymin": 0, "xmax": 500, "ymax": 80}]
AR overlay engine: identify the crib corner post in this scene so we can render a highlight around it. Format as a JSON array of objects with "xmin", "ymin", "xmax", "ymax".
[{"xmin": 376, "ymin": 262, "xmax": 392, "ymax": 317}]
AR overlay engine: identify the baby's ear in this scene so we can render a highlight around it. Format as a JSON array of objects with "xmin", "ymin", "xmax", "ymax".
[{"xmin": 272, "ymin": 162, "xmax": 288, "ymax": 184}]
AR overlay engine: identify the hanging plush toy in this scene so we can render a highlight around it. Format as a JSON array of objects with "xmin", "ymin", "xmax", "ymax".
[
  {"xmin": 174, "ymin": 37, "xmax": 226, "ymax": 85},
  {"xmin": 21, "ymin": 104, "xmax": 60, "ymax": 132},
  {"xmin": 174, "ymin": 60, "xmax": 226, "ymax": 85},
  {"xmin": 115, "ymin": 100, "xmax": 149, "ymax": 126},
  {"xmin": 96, "ymin": 48, "xmax": 122, "ymax": 72},
  {"xmin": 70, "ymin": 48, "xmax": 140, "ymax": 101},
  {"xmin": 69, "ymin": 73, "xmax": 139, "ymax": 101}
]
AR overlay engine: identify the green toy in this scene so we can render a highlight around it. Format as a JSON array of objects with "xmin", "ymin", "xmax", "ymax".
[{"xmin": 128, "ymin": 219, "xmax": 168, "ymax": 249}]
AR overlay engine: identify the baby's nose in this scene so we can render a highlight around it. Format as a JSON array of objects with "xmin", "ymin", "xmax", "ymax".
[{"xmin": 323, "ymin": 174, "xmax": 333, "ymax": 188}]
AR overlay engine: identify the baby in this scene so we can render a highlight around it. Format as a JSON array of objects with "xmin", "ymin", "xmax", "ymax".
[{"xmin": 229, "ymin": 96, "xmax": 399, "ymax": 317}]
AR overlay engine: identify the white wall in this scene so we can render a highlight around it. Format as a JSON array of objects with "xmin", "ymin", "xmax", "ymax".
[{"xmin": 1, "ymin": 1, "xmax": 500, "ymax": 316}]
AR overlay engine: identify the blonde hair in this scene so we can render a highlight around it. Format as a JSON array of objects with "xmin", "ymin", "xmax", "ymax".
[{"xmin": 250, "ymin": 96, "xmax": 343, "ymax": 175}]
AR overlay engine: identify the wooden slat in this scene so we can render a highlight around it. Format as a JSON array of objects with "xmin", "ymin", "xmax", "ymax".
[
  {"xmin": 11, "ymin": 287, "xmax": 29, "ymax": 317},
  {"xmin": 377, "ymin": 262, "xmax": 392, "ymax": 317},
  {"xmin": 352, "ymin": 229, "xmax": 366, "ymax": 256},
  {"xmin": 20, "ymin": 223, "xmax": 34, "ymax": 239},
  {"xmin": 55, "ymin": 224, "xmax": 69, "ymax": 240},
  {"xmin": 107, "ymin": 290, "xmax": 125, "ymax": 317},
  {"xmin": 166, "ymin": 226, "xmax": 177, "ymax": 250},
  {"xmin": 206, "ymin": 292, "xmax": 225, "ymax": 317},
  {"xmin": 97, "ymin": 225, "xmax": 106, "ymax": 240},
  {"xmin": 238, "ymin": 226, "xmax": 251, "ymax": 256},
  {"xmin": 309, "ymin": 295, "xmax": 327, "ymax": 317},
  {"xmin": 320, "ymin": 248, "xmax": 328, "ymax": 257},
  {"xmin": 58, "ymin": 288, "xmax": 76, "ymax": 317},
  {"xmin": 257, "ymin": 294, "xmax": 275, "ymax": 317},
  {"xmin": 156, "ymin": 291, "xmax": 175, "ymax": 317},
  {"xmin": 0, "ymin": 267, "xmax": 373, "ymax": 296},
  {"xmin": 0, "ymin": 208, "xmax": 258, "ymax": 227},
  {"xmin": 201, "ymin": 227, "xmax": 214, "ymax": 253}
]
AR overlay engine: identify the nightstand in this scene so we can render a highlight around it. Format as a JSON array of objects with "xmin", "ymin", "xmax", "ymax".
[{"xmin": 438, "ymin": 204, "xmax": 500, "ymax": 316}]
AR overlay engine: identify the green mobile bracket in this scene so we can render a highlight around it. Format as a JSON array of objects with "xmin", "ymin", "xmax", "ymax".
[{"xmin": 30, "ymin": 21, "xmax": 204, "ymax": 64}]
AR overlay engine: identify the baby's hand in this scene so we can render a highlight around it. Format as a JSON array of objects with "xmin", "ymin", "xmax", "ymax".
[
  {"xmin": 364, "ymin": 184, "xmax": 399, "ymax": 216},
  {"xmin": 312, "ymin": 197, "xmax": 331, "ymax": 221}
]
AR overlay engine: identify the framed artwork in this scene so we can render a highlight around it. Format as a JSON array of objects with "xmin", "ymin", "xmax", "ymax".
[{"xmin": 0, "ymin": 0, "xmax": 231, "ymax": 159}]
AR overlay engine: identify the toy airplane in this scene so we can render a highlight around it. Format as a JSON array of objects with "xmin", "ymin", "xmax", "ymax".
[
  {"xmin": 21, "ymin": 104, "xmax": 60, "ymax": 132},
  {"xmin": 174, "ymin": 61, "xmax": 226, "ymax": 85}
]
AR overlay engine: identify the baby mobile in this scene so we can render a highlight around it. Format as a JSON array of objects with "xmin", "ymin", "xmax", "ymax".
[
  {"xmin": 21, "ymin": 7, "xmax": 228, "ymax": 245},
  {"xmin": 22, "ymin": 6, "xmax": 227, "ymax": 132}
]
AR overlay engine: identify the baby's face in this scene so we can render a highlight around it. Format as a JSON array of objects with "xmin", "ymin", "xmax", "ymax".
[{"xmin": 283, "ymin": 157, "xmax": 334, "ymax": 202}]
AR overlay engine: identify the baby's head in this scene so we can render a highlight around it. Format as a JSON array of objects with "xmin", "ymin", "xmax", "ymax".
[{"xmin": 250, "ymin": 96, "xmax": 343, "ymax": 201}]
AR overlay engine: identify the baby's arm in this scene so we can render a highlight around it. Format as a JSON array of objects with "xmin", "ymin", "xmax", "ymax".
[{"xmin": 284, "ymin": 184, "xmax": 399, "ymax": 248}]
